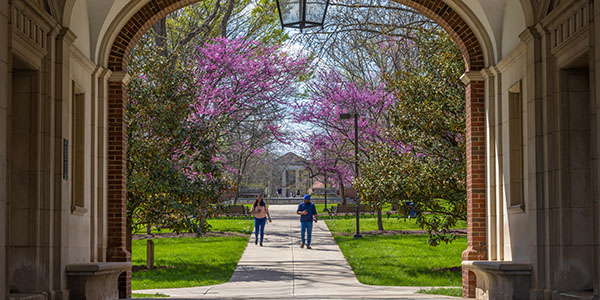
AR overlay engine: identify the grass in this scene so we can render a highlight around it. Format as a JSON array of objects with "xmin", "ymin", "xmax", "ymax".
[
  {"xmin": 325, "ymin": 218, "xmax": 466, "ymax": 233},
  {"xmin": 332, "ymin": 235, "xmax": 466, "ymax": 286},
  {"xmin": 131, "ymin": 292, "xmax": 169, "ymax": 298},
  {"xmin": 326, "ymin": 218, "xmax": 422, "ymax": 233},
  {"xmin": 207, "ymin": 219, "xmax": 253, "ymax": 234},
  {"xmin": 131, "ymin": 236, "xmax": 248, "ymax": 290},
  {"xmin": 136, "ymin": 218, "xmax": 253, "ymax": 235},
  {"xmin": 417, "ymin": 287, "xmax": 463, "ymax": 297}
]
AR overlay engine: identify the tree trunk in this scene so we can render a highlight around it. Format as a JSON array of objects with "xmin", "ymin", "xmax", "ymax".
[
  {"xmin": 233, "ymin": 185, "xmax": 240, "ymax": 205},
  {"xmin": 146, "ymin": 224, "xmax": 155, "ymax": 270},
  {"xmin": 152, "ymin": 18, "xmax": 168, "ymax": 56},
  {"xmin": 339, "ymin": 176, "xmax": 346, "ymax": 205},
  {"xmin": 219, "ymin": 0, "xmax": 236, "ymax": 36},
  {"xmin": 126, "ymin": 218, "xmax": 133, "ymax": 254},
  {"xmin": 377, "ymin": 207, "xmax": 384, "ymax": 230},
  {"xmin": 233, "ymin": 171, "xmax": 243, "ymax": 205}
]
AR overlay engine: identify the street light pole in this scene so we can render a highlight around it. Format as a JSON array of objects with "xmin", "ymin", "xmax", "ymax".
[
  {"xmin": 324, "ymin": 167, "xmax": 328, "ymax": 212},
  {"xmin": 340, "ymin": 112, "xmax": 361, "ymax": 239},
  {"xmin": 352, "ymin": 113, "xmax": 361, "ymax": 239}
]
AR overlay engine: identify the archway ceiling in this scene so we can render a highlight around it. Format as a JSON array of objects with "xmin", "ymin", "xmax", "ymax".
[
  {"xmin": 62, "ymin": 0, "xmax": 540, "ymax": 69},
  {"xmin": 100, "ymin": 0, "xmax": 496, "ymax": 72}
]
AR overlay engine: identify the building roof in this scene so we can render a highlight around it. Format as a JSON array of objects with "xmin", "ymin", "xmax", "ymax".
[{"xmin": 276, "ymin": 152, "xmax": 306, "ymax": 166}]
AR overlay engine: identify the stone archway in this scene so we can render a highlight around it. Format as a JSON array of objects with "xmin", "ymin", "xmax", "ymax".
[{"xmin": 103, "ymin": 0, "xmax": 491, "ymax": 297}]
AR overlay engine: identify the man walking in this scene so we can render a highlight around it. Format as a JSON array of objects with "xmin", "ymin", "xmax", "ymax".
[{"xmin": 297, "ymin": 194, "xmax": 318, "ymax": 249}]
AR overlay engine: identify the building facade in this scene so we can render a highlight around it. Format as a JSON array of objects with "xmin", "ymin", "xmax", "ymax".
[
  {"xmin": 0, "ymin": 0, "xmax": 599, "ymax": 299},
  {"xmin": 271, "ymin": 152, "xmax": 312, "ymax": 198}
]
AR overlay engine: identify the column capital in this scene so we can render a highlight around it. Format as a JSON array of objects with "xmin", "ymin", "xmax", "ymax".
[
  {"xmin": 461, "ymin": 71, "xmax": 485, "ymax": 85},
  {"xmin": 534, "ymin": 23, "xmax": 550, "ymax": 37},
  {"xmin": 108, "ymin": 71, "xmax": 131, "ymax": 85},
  {"xmin": 479, "ymin": 66, "xmax": 498, "ymax": 80},
  {"xmin": 57, "ymin": 27, "xmax": 77, "ymax": 45},
  {"xmin": 93, "ymin": 66, "xmax": 112, "ymax": 81}
]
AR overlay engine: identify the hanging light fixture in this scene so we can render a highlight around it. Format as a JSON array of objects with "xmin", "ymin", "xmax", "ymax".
[{"xmin": 275, "ymin": 0, "xmax": 330, "ymax": 31}]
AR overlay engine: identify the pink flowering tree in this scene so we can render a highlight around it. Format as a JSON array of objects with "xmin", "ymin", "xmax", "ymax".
[
  {"xmin": 188, "ymin": 37, "xmax": 310, "ymax": 202},
  {"xmin": 127, "ymin": 37, "xmax": 309, "ymax": 237},
  {"xmin": 294, "ymin": 70, "xmax": 396, "ymax": 227}
]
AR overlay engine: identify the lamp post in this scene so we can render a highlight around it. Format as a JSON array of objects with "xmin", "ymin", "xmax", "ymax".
[
  {"xmin": 323, "ymin": 166, "xmax": 328, "ymax": 213},
  {"xmin": 340, "ymin": 113, "xmax": 361, "ymax": 239},
  {"xmin": 275, "ymin": 0, "xmax": 330, "ymax": 32},
  {"xmin": 323, "ymin": 151, "xmax": 329, "ymax": 213}
]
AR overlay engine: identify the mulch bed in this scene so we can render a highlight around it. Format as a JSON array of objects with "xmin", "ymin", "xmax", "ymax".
[
  {"xmin": 332, "ymin": 229, "xmax": 467, "ymax": 236},
  {"xmin": 132, "ymin": 231, "xmax": 248, "ymax": 240}
]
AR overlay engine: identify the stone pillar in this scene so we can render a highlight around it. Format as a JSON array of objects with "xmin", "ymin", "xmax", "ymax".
[
  {"xmin": 481, "ymin": 67, "xmax": 498, "ymax": 263},
  {"xmin": 107, "ymin": 71, "xmax": 132, "ymax": 299},
  {"xmin": 41, "ymin": 24, "xmax": 59, "ymax": 299},
  {"xmin": 489, "ymin": 66, "xmax": 504, "ymax": 262},
  {"xmin": 295, "ymin": 169, "xmax": 300, "ymax": 194},
  {"xmin": 593, "ymin": 2, "xmax": 600, "ymax": 296},
  {"xmin": 54, "ymin": 27, "xmax": 77, "ymax": 299},
  {"xmin": 520, "ymin": 26, "xmax": 546, "ymax": 299},
  {"xmin": 461, "ymin": 72, "xmax": 488, "ymax": 298},
  {"xmin": 0, "ymin": 1, "xmax": 8, "ymax": 298},
  {"xmin": 94, "ymin": 67, "xmax": 111, "ymax": 262},
  {"xmin": 282, "ymin": 169, "xmax": 286, "ymax": 197}
]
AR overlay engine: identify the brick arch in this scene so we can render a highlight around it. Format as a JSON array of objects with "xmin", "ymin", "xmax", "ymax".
[
  {"xmin": 106, "ymin": 0, "xmax": 488, "ymax": 73},
  {"xmin": 106, "ymin": 0, "xmax": 488, "ymax": 298},
  {"xmin": 393, "ymin": 0, "xmax": 485, "ymax": 71},
  {"xmin": 388, "ymin": 2, "xmax": 489, "ymax": 298},
  {"xmin": 108, "ymin": 0, "xmax": 199, "ymax": 72}
]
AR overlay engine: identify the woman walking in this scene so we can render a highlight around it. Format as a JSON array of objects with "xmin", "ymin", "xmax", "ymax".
[{"xmin": 251, "ymin": 195, "xmax": 271, "ymax": 246}]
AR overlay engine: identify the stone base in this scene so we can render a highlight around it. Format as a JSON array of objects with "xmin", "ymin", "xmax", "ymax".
[
  {"xmin": 558, "ymin": 290, "xmax": 596, "ymax": 300},
  {"xmin": 66, "ymin": 262, "xmax": 131, "ymax": 300},
  {"xmin": 463, "ymin": 260, "xmax": 532, "ymax": 300},
  {"xmin": 7, "ymin": 293, "xmax": 46, "ymax": 300}
]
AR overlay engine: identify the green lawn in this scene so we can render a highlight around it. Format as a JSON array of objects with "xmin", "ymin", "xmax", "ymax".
[
  {"xmin": 313, "ymin": 202, "xmax": 395, "ymax": 213},
  {"xmin": 333, "ymin": 235, "xmax": 466, "ymax": 286},
  {"xmin": 325, "ymin": 218, "xmax": 466, "ymax": 233},
  {"xmin": 137, "ymin": 218, "xmax": 253, "ymax": 235},
  {"xmin": 326, "ymin": 218, "xmax": 422, "ymax": 233},
  {"xmin": 207, "ymin": 219, "xmax": 253, "ymax": 234},
  {"xmin": 131, "ymin": 292, "xmax": 169, "ymax": 298},
  {"xmin": 132, "ymin": 237, "xmax": 248, "ymax": 290}
]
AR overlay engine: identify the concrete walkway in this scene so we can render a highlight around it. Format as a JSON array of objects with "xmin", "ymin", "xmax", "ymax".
[{"xmin": 134, "ymin": 205, "xmax": 458, "ymax": 299}]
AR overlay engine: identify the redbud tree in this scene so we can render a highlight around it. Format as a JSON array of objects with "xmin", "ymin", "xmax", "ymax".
[{"xmin": 127, "ymin": 37, "xmax": 309, "ymax": 235}]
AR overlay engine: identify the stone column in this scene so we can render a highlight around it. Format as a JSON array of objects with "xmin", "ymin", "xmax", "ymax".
[
  {"xmin": 295, "ymin": 169, "xmax": 300, "ymax": 194},
  {"xmin": 41, "ymin": 24, "xmax": 60, "ymax": 298},
  {"xmin": 490, "ymin": 66, "xmax": 504, "ymax": 262},
  {"xmin": 591, "ymin": 1, "xmax": 600, "ymax": 295},
  {"xmin": 94, "ymin": 67, "xmax": 111, "ymax": 262},
  {"xmin": 521, "ymin": 25, "xmax": 549, "ymax": 299},
  {"xmin": 54, "ymin": 27, "xmax": 77, "ymax": 299},
  {"xmin": 480, "ymin": 67, "xmax": 498, "ymax": 262},
  {"xmin": 593, "ymin": 2, "xmax": 600, "ymax": 296},
  {"xmin": 460, "ymin": 72, "xmax": 488, "ymax": 298},
  {"xmin": 107, "ymin": 71, "xmax": 132, "ymax": 299},
  {"xmin": 0, "ymin": 1, "xmax": 9, "ymax": 298},
  {"xmin": 282, "ymin": 168, "xmax": 286, "ymax": 197}
]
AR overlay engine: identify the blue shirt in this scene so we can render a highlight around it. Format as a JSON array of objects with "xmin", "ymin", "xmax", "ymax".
[{"xmin": 297, "ymin": 202, "xmax": 317, "ymax": 222}]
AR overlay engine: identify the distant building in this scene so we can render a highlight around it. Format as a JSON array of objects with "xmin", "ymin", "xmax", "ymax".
[{"xmin": 270, "ymin": 152, "xmax": 312, "ymax": 198}]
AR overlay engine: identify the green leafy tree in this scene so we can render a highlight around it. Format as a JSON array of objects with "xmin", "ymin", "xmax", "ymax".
[
  {"xmin": 127, "ymin": 42, "xmax": 230, "ymax": 239},
  {"xmin": 356, "ymin": 28, "xmax": 466, "ymax": 245},
  {"xmin": 126, "ymin": 0, "xmax": 293, "ymax": 243}
]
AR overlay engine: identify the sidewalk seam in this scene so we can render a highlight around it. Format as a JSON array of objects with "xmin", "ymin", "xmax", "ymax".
[{"xmin": 290, "ymin": 218, "xmax": 296, "ymax": 297}]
